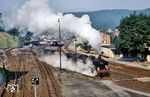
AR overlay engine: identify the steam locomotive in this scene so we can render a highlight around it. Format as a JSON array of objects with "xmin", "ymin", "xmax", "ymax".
[
  {"xmin": 91, "ymin": 55, "xmax": 110, "ymax": 78},
  {"xmin": 66, "ymin": 53, "xmax": 110, "ymax": 78}
]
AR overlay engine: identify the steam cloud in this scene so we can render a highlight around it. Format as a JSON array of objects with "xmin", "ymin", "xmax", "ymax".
[
  {"xmin": 40, "ymin": 53, "xmax": 97, "ymax": 77},
  {"xmin": 2, "ymin": 0, "xmax": 102, "ymax": 50}
]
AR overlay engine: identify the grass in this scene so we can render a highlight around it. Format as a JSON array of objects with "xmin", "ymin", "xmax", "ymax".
[{"xmin": 0, "ymin": 32, "xmax": 19, "ymax": 48}]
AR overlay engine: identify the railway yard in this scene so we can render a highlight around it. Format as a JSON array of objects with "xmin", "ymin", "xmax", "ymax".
[
  {"xmin": 0, "ymin": 0, "xmax": 150, "ymax": 97},
  {"xmin": 0, "ymin": 48, "xmax": 62, "ymax": 97},
  {"xmin": 0, "ymin": 45, "xmax": 150, "ymax": 97}
]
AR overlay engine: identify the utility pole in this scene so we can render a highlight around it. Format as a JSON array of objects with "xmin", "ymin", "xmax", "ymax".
[
  {"xmin": 58, "ymin": 18, "xmax": 62, "ymax": 73},
  {"xmin": 72, "ymin": 36, "xmax": 77, "ymax": 55}
]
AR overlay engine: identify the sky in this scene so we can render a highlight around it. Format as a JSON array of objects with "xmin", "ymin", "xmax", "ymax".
[
  {"xmin": 49, "ymin": 0, "xmax": 150, "ymax": 12},
  {"xmin": 0, "ymin": 0, "xmax": 150, "ymax": 13}
]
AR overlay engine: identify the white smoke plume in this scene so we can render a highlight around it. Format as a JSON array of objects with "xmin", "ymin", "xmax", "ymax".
[
  {"xmin": 40, "ymin": 53, "xmax": 97, "ymax": 77},
  {"xmin": 2, "ymin": 0, "xmax": 102, "ymax": 50}
]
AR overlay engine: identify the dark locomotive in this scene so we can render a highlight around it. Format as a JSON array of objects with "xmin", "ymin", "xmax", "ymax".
[
  {"xmin": 92, "ymin": 55, "xmax": 110, "ymax": 78},
  {"xmin": 66, "ymin": 53, "xmax": 110, "ymax": 78}
]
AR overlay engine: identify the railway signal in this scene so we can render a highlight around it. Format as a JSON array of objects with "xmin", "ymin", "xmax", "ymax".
[
  {"xmin": 31, "ymin": 77, "xmax": 39, "ymax": 97},
  {"xmin": 31, "ymin": 78, "xmax": 39, "ymax": 85}
]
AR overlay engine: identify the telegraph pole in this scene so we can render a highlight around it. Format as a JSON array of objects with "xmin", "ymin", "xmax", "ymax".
[
  {"xmin": 72, "ymin": 36, "xmax": 77, "ymax": 55},
  {"xmin": 58, "ymin": 18, "xmax": 62, "ymax": 73}
]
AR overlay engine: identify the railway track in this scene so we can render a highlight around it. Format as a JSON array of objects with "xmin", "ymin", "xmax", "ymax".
[
  {"xmin": 11, "ymin": 50, "xmax": 25, "ymax": 97},
  {"xmin": 62, "ymin": 43, "xmax": 74, "ymax": 54},
  {"xmin": 2, "ymin": 48, "xmax": 63, "ymax": 97},
  {"xmin": 1, "ymin": 48, "xmax": 17, "ymax": 97},
  {"xmin": 0, "ymin": 49, "xmax": 26, "ymax": 97},
  {"xmin": 63, "ymin": 43, "xmax": 150, "ymax": 93},
  {"xmin": 108, "ymin": 63, "xmax": 150, "ymax": 93},
  {"xmin": 19, "ymin": 51, "xmax": 25, "ymax": 97},
  {"xmin": 1, "ymin": 49, "xmax": 14, "ymax": 97},
  {"xmin": 35, "ymin": 57, "xmax": 62, "ymax": 97}
]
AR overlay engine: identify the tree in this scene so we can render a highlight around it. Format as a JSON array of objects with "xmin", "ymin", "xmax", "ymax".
[
  {"xmin": 25, "ymin": 31, "xmax": 33, "ymax": 41},
  {"xmin": 115, "ymin": 13, "xmax": 150, "ymax": 58},
  {"xmin": 19, "ymin": 31, "xmax": 33, "ymax": 46},
  {"xmin": 8, "ymin": 28, "xmax": 20, "ymax": 36},
  {"xmin": 80, "ymin": 41, "xmax": 92, "ymax": 52}
]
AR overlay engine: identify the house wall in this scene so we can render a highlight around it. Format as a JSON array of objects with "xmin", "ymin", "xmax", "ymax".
[{"xmin": 100, "ymin": 32, "xmax": 111, "ymax": 45}]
